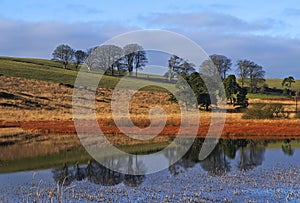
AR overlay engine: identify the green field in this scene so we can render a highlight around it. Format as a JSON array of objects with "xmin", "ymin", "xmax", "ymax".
[
  {"xmin": 264, "ymin": 78, "xmax": 300, "ymax": 91},
  {"xmin": 0, "ymin": 56, "xmax": 298, "ymax": 97},
  {"xmin": 0, "ymin": 56, "xmax": 173, "ymax": 92}
]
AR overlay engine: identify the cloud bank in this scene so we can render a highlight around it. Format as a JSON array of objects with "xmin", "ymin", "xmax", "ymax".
[{"xmin": 0, "ymin": 10, "xmax": 299, "ymax": 78}]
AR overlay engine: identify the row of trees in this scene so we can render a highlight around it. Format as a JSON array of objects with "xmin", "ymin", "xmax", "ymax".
[
  {"xmin": 166, "ymin": 54, "xmax": 265, "ymax": 90},
  {"xmin": 52, "ymin": 45, "xmax": 265, "ymax": 94},
  {"xmin": 52, "ymin": 44, "xmax": 148, "ymax": 76},
  {"xmin": 52, "ymin": 44, "xmax": 87, "ymax": 69},
  {"xmin": 52, "ymin": 44, "xmax": 267, "ymax": 109},
  {"xmin": 86, "ymin": 43, "xmax": 148, "ymax": 76},
  {"xmin": 166, "ymin": 54, "xmax": 265, "ymax": 109}
]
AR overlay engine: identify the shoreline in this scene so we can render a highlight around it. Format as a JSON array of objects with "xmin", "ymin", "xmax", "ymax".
[{"xmin": 1, "ymin": 119, "xmax": 300, "ymax": 140}]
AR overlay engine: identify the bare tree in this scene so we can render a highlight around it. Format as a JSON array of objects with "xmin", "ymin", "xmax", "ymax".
[
  {"xmin": 210, "ymin": 54, "xmax": 232, "ymax": 80},
  {"xmin": 236, "ymin": 59, "xmax": 265, "ymax": 93},
  {"xmin": 248, "ymin": 64, "xmax": 265, "ymax": 93},
  {"xmin": 88, "ymin": 45, "xmax": 123, "ymax": 75},
  {"xmin": 236, "ymin": 59, "xmax": 252, "ymax": 87},
  {"xmin": 52, "ymin": 44, "xmax": 75, "ymax": 69},
  {"xmin": 123, "ymin": 44, "xmax": 148, "ymax": 77},
  {"xmin": 85, "ymin": 47, "xmax": 98, "ymax": 72},
  {"xmin": 166, "ymin": 55, "xmax": 195, "ymax": 81},
  {"xmin": 166, "ymin": 55, "xmax": 183, "ymax": 82}
]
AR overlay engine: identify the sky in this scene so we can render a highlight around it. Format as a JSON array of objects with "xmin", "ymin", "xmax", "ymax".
[{"xmin": 0, "ymin": 0, "xmax": 300, "ymax": 78}]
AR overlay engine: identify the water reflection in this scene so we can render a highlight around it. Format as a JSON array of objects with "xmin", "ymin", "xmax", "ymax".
[
  {"xmin": 52, "ymin": 156, "xmax": 145, "ymax": 187},
  {"xmin": 52, "ymin": 138, "xmax": 297, "ymax": 185},
  {"xmin": 236, "ymin": 140, "xmax": 265, "ymax": 171},
  {"xmin": 282, "ymin": 139, "xmax": 295, "ymax": 156}
]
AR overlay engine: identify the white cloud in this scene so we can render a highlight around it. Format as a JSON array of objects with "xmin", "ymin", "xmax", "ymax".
[
  {"xmin": 0, "ymin": 18, "xmax": 137, "ymax": 58},
  {"xmin": 141, "ymin": 12, "xmax": 274, "ymax": 33},
  {"xmin": 0, "ymin": 13, "xmax": 299, "ymax": 79}
]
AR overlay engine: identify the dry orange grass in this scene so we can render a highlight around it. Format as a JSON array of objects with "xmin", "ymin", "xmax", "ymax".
[{"xmin": 2, "ymin": 75, "xmax": 300, "ymax": 139}]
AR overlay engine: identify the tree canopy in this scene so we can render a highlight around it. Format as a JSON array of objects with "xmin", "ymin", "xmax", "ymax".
[
  {"xmin": 166, "ymin": 55, "xmax": 195, "ymax": 82},
  {"xmin": 52, "ymin": 44, "xmax": 75, "ymax": 69},
  {"xmin": 236, "ymin": 59, "xmax": 265, "ymax": 93},
  {"xmin": 123, "ymin": 44, "xmax": 148, "ymax": 77},
  {"xmin": 210, "ymin": 54, "xmax": 232, "ymax": 80},
  {"xmin": 74, "ymin": 50, "xmax": 87, "ymax": 69}
]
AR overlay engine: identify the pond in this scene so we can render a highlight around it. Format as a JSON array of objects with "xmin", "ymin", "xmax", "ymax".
[{"xmin": 0, "ymin": 138, "xmax": 299, "ymax": 202}]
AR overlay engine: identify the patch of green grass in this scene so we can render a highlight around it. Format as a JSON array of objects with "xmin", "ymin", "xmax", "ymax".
[
  {"xmin": 237, "ymin": 78, "xmax": 300, "ymax": 91},
  {"xmin": 247, "ymin": 93, "xmax": 288, "ymax": 99},
  {"xmin": 0, "ymin": 57, "xmax": 78, "ymax": 84},
  {"xmin": 267, "ymin": 139, "xmax": 300, "ymax": 149},
  {"xmin": 265, "ymin": 78, "xmax": 300, "ymax": 91},
  {"xmin": 0, "ymin": 56, "xmax": 173, "ymax": 92}
]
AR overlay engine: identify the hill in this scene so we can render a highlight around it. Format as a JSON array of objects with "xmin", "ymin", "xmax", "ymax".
[
  {"xmin": 0, "ymin": 56, "xmax": 173, "ymax": 92},
  {"xmin": 0, "ymin": 56, "xmax": 299, "ymax": 96}
]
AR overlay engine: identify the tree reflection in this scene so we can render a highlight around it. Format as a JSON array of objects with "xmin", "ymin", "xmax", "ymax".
[
  {"xmin": 237, "ymin": 140, "xmax": 265, "ymax": 171},
  {"xmin": 52, "ymin": 139, "xmax": 289, "ymax": 182},
  {"xmin": 200, "ymin": 144, "xmax": 231, "ymax": 176},
  {"xmin": 52, "ymin": 155, "xmax": 145, "ymax": 187},
  {"xmin": 164, "ymin": 139, "xmax": 199, "ymax": 176},
  {"xmin": 282, "ymin": 139, "xmax": 294, "ymax": 156},
  {"xmin": 52, "ymin": 163, "xmax": 74, "ymax": 186}
]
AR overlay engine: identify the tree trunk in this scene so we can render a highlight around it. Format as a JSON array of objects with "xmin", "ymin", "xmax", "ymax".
[
  {"xmin": 135, "ymin": 61, "xmax": 140, "ymax": 77},
  {"xmin": 111, "ymin": 65, "xmax": 114, "ymax": 76},
  {"xmin": 136, "ymin": 68, "xmax": 138, "ymax": 77},
  {"xmin": 185, "ymin": 100, "xmax": 188, "ymax": 111},
  {"xmin": 168, "ymin": 70, "xmax": 172, "ymax": 82},
  {"xmin": 205, "ymin": 103, "xmax": 209, "ymax": 111}
]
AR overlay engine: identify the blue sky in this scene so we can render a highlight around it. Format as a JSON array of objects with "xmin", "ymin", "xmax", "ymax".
[{"xmin": 0, "ymin": 0, "xmax": 300, "ymax": 78}]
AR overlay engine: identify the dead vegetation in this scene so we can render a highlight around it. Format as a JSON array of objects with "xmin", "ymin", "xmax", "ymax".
[{"xmin": 1, "ymin": 75, "xmax": 300, "ymax": 140}]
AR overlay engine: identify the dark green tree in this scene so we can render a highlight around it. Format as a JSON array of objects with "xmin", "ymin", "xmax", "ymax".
[
  {"xmin": 236, "ymin": 87, "xmax": 249, "ymax": 107},
  {"xmin": 74, "ymin": 50, "xmax": 87, "ymax": 69},
  {"xmin": 223, "ymin": 74, "xmax": 239, "ymax": 104},
  {"xmin": 282, "ymin": 76, "xmax": 295, "ymax": 96},
  {"xmin": 188, "ymin": 72, "xmax": 216, "ymax": 111}
]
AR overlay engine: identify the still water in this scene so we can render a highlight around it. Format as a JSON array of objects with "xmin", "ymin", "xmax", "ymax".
[{"xmin": 0, "ymin": 139, "xmax": 299, "ymax": 202}]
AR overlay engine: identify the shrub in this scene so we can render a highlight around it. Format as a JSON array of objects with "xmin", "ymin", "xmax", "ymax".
[
  {"xmin": 294, "ymin": 112, "xmax": 300, "ymax": 119},
  {"xmin": 242, "ymin": 103, "xmax": 288, "ymax": 119}
]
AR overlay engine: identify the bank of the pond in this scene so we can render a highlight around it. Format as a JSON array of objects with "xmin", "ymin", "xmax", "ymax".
[{"xmin": 2, "ymin": 119, "xmax": 300, "ymax": 139}]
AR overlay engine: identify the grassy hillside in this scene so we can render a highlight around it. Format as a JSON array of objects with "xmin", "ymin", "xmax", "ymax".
[
  {"xmin": 1, "ymin": 56, "xmax": 298, "ymax": 96},
  {"xmin": 0, "ymin": 56, "xmax": 173, "ymax": 92},
  {"xmin": 0, "ymin": 56, "xmax": 78, "ymax": 84},
  {"xmin": 264, "ymin": 78, "xmax": 300, "ymax": 90},
  {"xmin": 237, "ymin": 77, "xmax": 300, "ymax": 91}
]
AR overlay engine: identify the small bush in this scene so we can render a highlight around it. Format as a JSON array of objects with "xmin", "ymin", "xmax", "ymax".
[
  {"xmin": 294, "ymin": 112, "xmax": 300, "ymax": 119},
  {"xmin": 242, "ymin": 103, "xmax": 288, "ymax": 119}
]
